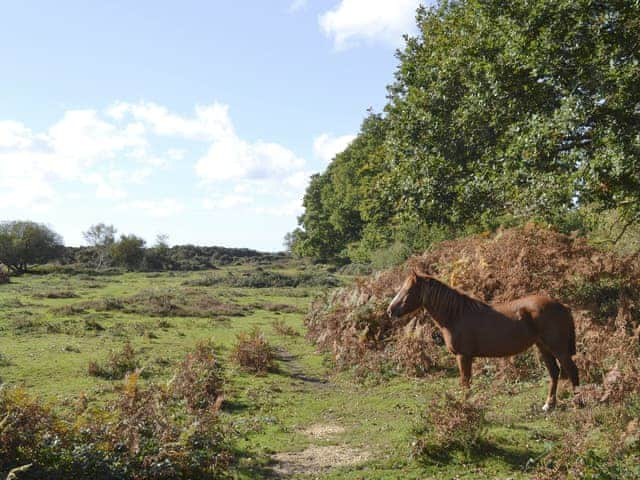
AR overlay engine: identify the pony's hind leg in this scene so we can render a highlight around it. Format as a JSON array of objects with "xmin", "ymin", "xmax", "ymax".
[
  {"xmin": 557, "ymin": 353, "xmax": 579, "ymax": 390},
  {"xmin": 456, "ymin": 354, "xmax": 473, "ymax": 398},
  {"xmin": 536, "ymin": 343, "xmax": 559, "ymax": 412}
]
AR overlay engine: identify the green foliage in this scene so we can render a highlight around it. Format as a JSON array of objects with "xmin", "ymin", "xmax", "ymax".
[
  {"xmin": 82, "ymin": 223, "xmax": 117, "ymax": 269},
  {"xmin": 170, "ymin": 339, "xmax": 225, "ymax": 413},
  {"xmin": 109, "ymin": 234, "xmax": 146, "ymax": 270},
  {"xmin": 186, "ymin": 268, "xmax": 340, "ymax": 288},
  {"xmin": 1, "ymin": 342, "xmax": 233, "ymax": 479},
  {"xmin": 293, "ymin": 114, "xmax": 391, "ymax": 262},
  {"xmin": 62, "ymin": 243, "xmax": 284, "ymax": 272},
  {"xmin": 562, "ymin": 275, "xmax": 639, "ymax": 327},
  {"xmin": 0, "ymin": 221, "xmax": 64, "ymax": 274},
  {"xmin": 291, "ymin": 0, "xmax": 640, "ymax": 263},
  {"xmin": 87, "ymin": 343, "xmax": 140, "ymax": 380}
]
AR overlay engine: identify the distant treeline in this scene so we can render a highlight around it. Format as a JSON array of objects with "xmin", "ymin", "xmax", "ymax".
[
  {"xmin": 289, "ymin": 0, "xmax": 640, "ymax": 265},
  {"xmin": 60, "ymin": 244, "xmax": 285, "ymax": 272},
  {"xmin": 0, "ymin": 220, "xmax": 284, "ymax": 276}
]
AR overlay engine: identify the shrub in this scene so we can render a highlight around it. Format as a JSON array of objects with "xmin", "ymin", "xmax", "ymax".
[
  {"xmin": 0, "ymin": 387, "xmax": 73, "ymax": 474},
  {"xmin": 230, "ymin": 328, "xmax": 276, "ymax": 374},
  {"xmin": 0, "ymin": 220, "xmax": 64, "ymax": 274},
  {"xmin": 33, "ymin": 290, "xmax": 78, "ymax": 299},
  {"xmin": 0, "ymin": 352, "xmax": 12, "ymax": 366},
  {"xmin": 170, "ymin": 339, "xmax": 225, "ymax": 413},
  {"xmin": 186, "ymin": 269, "xmax": 340, "ymax": 288},
  {"xmin": 306, "ymin": 225, "xmax": 640, "ymax": 396},
  {"xmin": 390, "ymin": 319, "xmax": 441, "ymax": 377},
  {"xmin": 533, "ymin": 400, "xmax": 640, "ymax": 480},
  {"xmin": 83, "ymin": 289, "xmax": 250, "ymax": 318},
  {"xmin": 0, "ymin": 345, "xmax": 235, "ymax": 479},
  {"xmin": 258, "ymin": 302, "xmax": 303, "ymax": 314},
  {"xmin": 412, "ymin": 393, "xmax": 488, "ymax": 461},
  {"xmin": 78, "ymin": 371, "xmax": 230, "ymax": 478},
  {"xmin": 109, "ymin": 234, "xmax": 146, "ymax": 270},
  {"xmin": 88, "ymin": 343, "xmax": 139, "ymax": 380},
  {"xmin": 271, "ymin": 319, "xmax": 300, "ymax": 337},
  {"xmin": 51, "ymin": 304, "xmax": 87, "ymax": 316}
]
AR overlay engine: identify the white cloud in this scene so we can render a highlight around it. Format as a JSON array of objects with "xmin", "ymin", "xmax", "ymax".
[
  {"xmin": 125, "ymin": 198, "xmax": 185, "ymax": 218},
  {"xmin": 0, "ymin": 121, "xmax": 34, "ymax": 149},
  {"xmin": 196, "ymin": 134, "xmax": 305, "ymax": 182},
  {"xmin": 203, "ymin": 194, "xmax": 254, "ymax": 210},
  {"xmin": 108, "ymin": 101, "xmax": 233, "ymax": 141},
  {"xmin": 319, "ymin": 0, "xmax": 422, "ymax": 49},
  {"xmin": 1, "ymin": 100, "xmax": 313, "ymax": 231},
  {"xmin": 0, "ymin": 108, "xmax": 155, "ymax": 208},
  {"xmin": 84, "ymin": 173, "xmax": 129, "ymax": 200},
  {"xmin": 284, "ymin": 170, "xmax": 312, "ymax": 190},
  {"xmin": 253, "ymin": 199, "xmax": 305, "ymax": 217},
  {"xmin": 110, "ymin": 101, "xmax": 307, "ymax": 184},
  {"xmin": 313, "ymin": 132, "xmax": 356, "ymax": 162},
  {"xmin": 46, "ymin": 110, "xmax": 147, "ymax": 178},
  {"xmin": 166, "ymin": 148, "xmax": 185, "ymax": 161},
  {"xmin": 0, "ymin": 174, "xmax": 57, "ymax": 210}
]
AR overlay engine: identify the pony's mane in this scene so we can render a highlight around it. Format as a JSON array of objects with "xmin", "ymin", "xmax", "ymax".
[{"xmin": 418, "ymin": 274, "xmax": 488, "ymax": 322}]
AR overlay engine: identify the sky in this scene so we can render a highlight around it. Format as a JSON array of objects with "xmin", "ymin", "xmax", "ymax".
[{"xmin": 0, "ymin": 0, "xmax": 425, "ymax": 251}]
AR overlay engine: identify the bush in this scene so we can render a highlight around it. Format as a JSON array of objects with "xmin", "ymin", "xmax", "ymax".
[
  {"xmin": 0, "ymin": 387, "xmax": 72, "ymax": 474},
  {"xmin": 0, "ymin": 352, "xmax": 12, "ymax": 367},
  {"xmin": 271, "ymin": 319, "xmax": 300, "ymax": 337},
  {"xmin": 81, "ymin": 289, "xmax": 250, "ymax": 318},
  {"xmin": 306, "ymin": 225, "xmax": 640, "ymax": 393},
  {"xmin": 186, "ymin": 269, "xmax": 340, "ymax": 288},
  {"xmin": 110, "ymin": 234, "xmax": 146, "ymax": 270},
  {"xmin": 390, "ymin": 319, "xmax": 441, "ymax": 377},
  {"xmin": 230, "ymin": 328, "xmax": 276, "ymax": 374},
  {"xmin": 88, "ymin": 343, "xmax": 139, "ymax": 380},
  {"xmin": 412, "ymin": 393, "xmax": 488, "ymax": 461},
  {"xmin": 533, "ymin": 399, "xmax": 640, "ymax": 480},
  {"xmin": 0, "ymin": 344, "xmax": 235, "ymax": 479},
  {"xmin": 170, "ymin": 340, "xmax": 225, "ymax": 413},
  {"xmin": 0, "ymin": 220, "xmax": 64, "ymax": 274}
]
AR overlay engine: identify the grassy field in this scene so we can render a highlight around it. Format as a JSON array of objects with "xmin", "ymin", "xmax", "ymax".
[{"xmin": 0, "ymin": 263, "xmax": 629, "ymax": 479}]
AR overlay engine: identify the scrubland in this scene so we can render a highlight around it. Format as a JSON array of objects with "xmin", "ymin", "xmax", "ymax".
[{"xmin": 1, "ymin": 227, "xmax": 639, "ymax": 479}]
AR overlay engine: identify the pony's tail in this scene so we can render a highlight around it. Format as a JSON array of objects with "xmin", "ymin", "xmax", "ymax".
[
  {"xmin": 567, "ymin": 307, "xmax": 577, "ymax": 357},
  {"xmin": 559, "ymin": 305, "xmax": 577, "ymax": 380}
]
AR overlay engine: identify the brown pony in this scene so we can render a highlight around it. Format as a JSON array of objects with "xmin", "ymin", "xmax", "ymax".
[{"xmin": 387, "ymin": 271, "xmax": 579, "ymax": 411}]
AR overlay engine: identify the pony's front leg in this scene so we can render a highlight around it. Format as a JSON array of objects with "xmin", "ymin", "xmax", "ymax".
[{"xmin": 456, "ymin": 354, "xmax": 473, "ymax": 398}]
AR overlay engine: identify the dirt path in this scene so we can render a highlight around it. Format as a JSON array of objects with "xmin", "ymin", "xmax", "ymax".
[{"xmin": 270, "ymin": 349, "xmax": 372, "ymax": 477}]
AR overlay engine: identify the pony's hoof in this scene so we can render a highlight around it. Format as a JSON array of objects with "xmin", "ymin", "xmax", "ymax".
[{"xmin": 542, "ymin": 402, "xmax": 555, "ymax": 412}]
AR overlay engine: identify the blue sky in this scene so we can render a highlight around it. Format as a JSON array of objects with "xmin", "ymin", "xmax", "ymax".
[{"xmin": 0, "ymin": 0, "xmax": 424, "ymax": 251}]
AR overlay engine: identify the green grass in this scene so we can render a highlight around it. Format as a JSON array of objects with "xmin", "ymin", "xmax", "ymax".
[{"xmin": 0, "ymin": 264, "xmax": 610, "ymax": 478}]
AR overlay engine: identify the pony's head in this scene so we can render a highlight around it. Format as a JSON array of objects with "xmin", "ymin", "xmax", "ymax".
[{"xmin": 387, "ymin": 269, "xmax": 425, "ymax": 319}]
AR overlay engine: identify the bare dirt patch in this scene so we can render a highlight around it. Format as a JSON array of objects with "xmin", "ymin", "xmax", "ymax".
[
  {"xmin": 272, "ymin": 445, "xmax": 371, "ymax": 476},
  {"xmin": 302, "ymin": 423, "xmax": 346, "ymax": 439}
]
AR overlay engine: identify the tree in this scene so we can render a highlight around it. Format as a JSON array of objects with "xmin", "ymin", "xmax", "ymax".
[
  {"xmin": 0, "ymin": 221, "xmax": 64, "ymax": 274},
  {"xmin": 283, "ymin": 230, "xmax": 299, "ymax": 254},
  {"xmin": 384, "ymin": 0, "xmax": 640, "ymax": 229},
  {"xmin": 293, "ymin": 0, "xmax": 640, "ymax": 263},
  {"xmin": 83, "ymin": 223, "xmax": 117, "ymax": 269},
  {"xmin": 110, "ymin": 234, "xmax": 146, "ymax": 270},
  {"xmin": 143, "ymin": 234, "xmax": 172, "ymax": 271},
  {"xmin": 291, "ymin": 113, "xmax": 390, "ymax": 262},
  {"xmin": 291, "ymin": 174, "xmax": 344, "ymax": 262}
]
